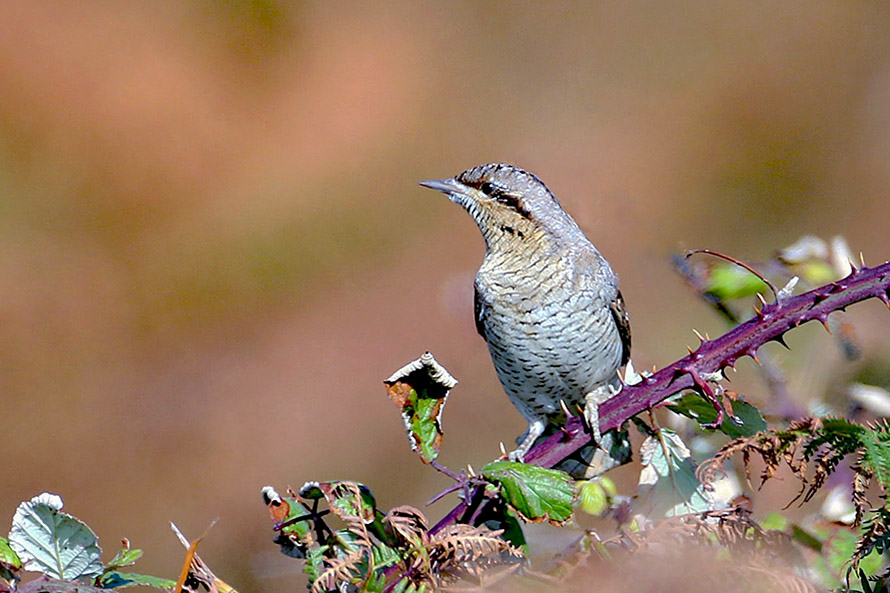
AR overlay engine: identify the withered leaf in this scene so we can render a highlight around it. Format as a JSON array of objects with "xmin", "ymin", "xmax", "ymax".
[{"xmin": 384, "ymin": 352, "xmax": 457, "ymax": 464}]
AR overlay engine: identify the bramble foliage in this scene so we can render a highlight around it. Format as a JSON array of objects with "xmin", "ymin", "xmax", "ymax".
[
  {"xmin": 699, "ymin": 417, "xmax": 890, "ymax": 583},
  {"xmin": 261, "ymin": 239, "xmax": 890, "ymax": 592},
  {"xmin": 0, "ymin": 493, "xmax": 209, "ymax": 593},
  {"xmin": 5, "ymin": 239, "xmax": 889, "ymax": 593},
  {"xmin": 262, "ymin": 483, "xmax": 520, "ymax": 592},
  {"xmin": 699, "ymin": 417, "xmax": 890, "ymax": 512}
]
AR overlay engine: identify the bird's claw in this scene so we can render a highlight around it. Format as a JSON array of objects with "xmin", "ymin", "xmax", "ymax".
[{"xmin": 583, "ymin": 400, "xmax": 608, "ymax": 452}]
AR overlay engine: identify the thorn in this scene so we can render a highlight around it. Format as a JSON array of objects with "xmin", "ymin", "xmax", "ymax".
[
  {"xmin": 705, "ymin": 332, "xmax": 711, "ymax": 340},
  {"xmin": 860, "ymin": 251, "xmax": 866, "ymax": 268},
  {"xmin": 467, "ymin": 464, "xmax": 476, "ymax": 476},
  {"xmin": 755, "ymin": 292, "xmax": 768, "ymax": 307},
  {"xmin": 848, "ymin": 258, "xmax": 858, "ymax": 273},
  {"xmin": 754, "ymin": 305, "xmax": 764, "ymax": 319},
  {"xmin": 777, "ymin": 276, "xmax": 798, "ymax": 301},
  {"xmin": 560, "ymin": 399, "xmax": 574, "ymax": 418},
  {"xmin": 499, "ymin": 441, "xmax": 507, "ymax": 456},
  {"xmin": 749, "ymin": 349, "xmax": 761, "ymax": 365},
  {"xmin": 687, "ymin": 344, "xmax": 696, "ymax": 356},
  {"xmin": 821, "ymin": 318, "xmax": 832, "ymax": 334},
  {"xmin": 652, "ymin": 365, "xmax": 658, "ymax": 374},
  {"xmin": 692, "ymin": 328, "xmax": 706, "ymax": 343}
]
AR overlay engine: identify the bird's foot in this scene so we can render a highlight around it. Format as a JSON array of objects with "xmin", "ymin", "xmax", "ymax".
[
  {"xmin": 583, "ymin": 403, "xmax": 604, "ymax": 451},
  {"xmin": 508, "ymin": 419, "xmax": 546, "ymax": 462},
  {"xmin": 584, "ymin": 385, "xmax": 617, "ymax": 451}
]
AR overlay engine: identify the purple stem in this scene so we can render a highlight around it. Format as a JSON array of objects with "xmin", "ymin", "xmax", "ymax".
[
  {"xmin": 524, "ymin": 261, "xmax": 890, "ymax": 466},
  {"xmin": 411, "ymin": 261, "xmax": 890, "ymax": 584}
]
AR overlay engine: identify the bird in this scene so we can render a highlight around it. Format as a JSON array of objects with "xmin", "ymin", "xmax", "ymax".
[{"xmin": 420, "ymin": 163, "xmax": 631, "ymax": 462}]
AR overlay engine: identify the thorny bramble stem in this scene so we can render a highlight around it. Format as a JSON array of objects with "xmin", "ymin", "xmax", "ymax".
[
  {"xmin": 425, "ymin": 261, "xmax": 890, "ymax": 540},
  {"xmin": 524, "ymin": 261, "xmax": 890, "ymax": 467}
]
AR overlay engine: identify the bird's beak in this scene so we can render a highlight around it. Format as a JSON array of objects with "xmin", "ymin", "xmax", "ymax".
[{"xmin": 418, "ymin": 177, "xmax": 464, "ymax": 195}]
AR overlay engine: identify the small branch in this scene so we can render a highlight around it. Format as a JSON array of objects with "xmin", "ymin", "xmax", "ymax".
[
  {"xmin": 671, "ymin": 254, "xmax": 739, "ymax": 323},
  {"xmin": 427, "ymin": 262, "xmax": 890, "ymax": 534},
  {"xmin": 686, "ymin": 248, "xmax": 780, "ymax": 302},
  {"xmin": 415, "ymin": 260, "xmax": 890, "ymax": 586},
  {"xmin": 524, "ymin": 260, "xmax": 890, "ymax": 467},
  {"xmin": 431, "ymin": 459, "xmax": 461, "ymax": 481}
]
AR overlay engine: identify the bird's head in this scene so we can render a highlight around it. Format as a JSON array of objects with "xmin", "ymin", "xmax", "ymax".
[{"xmin": 420, "ymin": 163, "xmax": 580, "ymax": 251}]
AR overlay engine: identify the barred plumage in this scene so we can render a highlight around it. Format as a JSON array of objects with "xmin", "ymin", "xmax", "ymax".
[{"xmin": 421, "ymin": 163, "xmax": 630, "ymax": 461}]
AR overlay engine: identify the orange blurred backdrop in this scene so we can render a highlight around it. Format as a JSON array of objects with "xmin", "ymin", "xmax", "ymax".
[{"xmin": 1, "ymin": 2, "xmax": 889, "ymax": 590}]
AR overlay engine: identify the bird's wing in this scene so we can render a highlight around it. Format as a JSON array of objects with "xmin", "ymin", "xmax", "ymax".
[
  {"xmin": 571, "ymin": 248, "xmax": 631, "ymax": 366},
  {"xmin": 610, "ymin": 290, "xmax": 632, "ymax": 366},
  {"xmin": 473, "ymin": 283, "xmax": 488, "ymax": 340}
]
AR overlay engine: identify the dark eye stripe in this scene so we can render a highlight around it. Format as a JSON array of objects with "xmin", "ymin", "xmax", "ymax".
[
  {"xmin": 494, "ymin": 193, "xmax": 532, "ymax": 220},
  {"xmin": 460, "ymin": 177, "xmax": 533, "ymax": 220}
]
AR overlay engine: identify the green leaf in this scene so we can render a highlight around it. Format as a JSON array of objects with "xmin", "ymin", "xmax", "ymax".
[
  {"xmin": 759, "ymin": 512, "xmax": 788, "ymax": 531},
  {"xmin": 481, "ymin": 461, "xmax": 574, "ymax": 524},
  {"xmin": 0, "ymin": 536, "xmax": 22, "ymax": 585},
  {"xmin": 797, "ymin": 261, "xmax": 836, "ymax": 285},
  {"xmin": 263, "ymin": 486, "xmax": 314, "ymax": 558},
  {"xmin": 364, "ymin": 568, "xmax": 389, "ymax": 593},
  {"xmin": 98, "ymin": 571, "xmax": 177, "ymax": 590},
  {"xmin": 668, "ymin": 393, "xmax": 766, "ymax": 438},
  {"xmin": 498, "ymin": 509, "xmax": 526, "ymax": 551},
  {"xmin": 384, "ymin": 353, "xmax": 458, "ymax": 463},
  {"xmin": 807, "ymin": 526, "xmax": 883, "ymax": 588},
  {"xmin": 389, "ymin": 578, "xmax": 419, "ymax": 593},
  {"xmin": 330, "ymin": 528, "xmax": 365, "ymax": 555},
  {"xmin": 9, "ymin": 493, "xmax": 103, "ymax": 581},
  {"xmin": 104, "ymin": 545, "xmax": 142, "ymax": 571},
  {"xmin": 371, "ymin": 542, "xmax": 401, "ymax": 570},
  {"xmin": 0, "ymin": 538, "xmax": 21, "ymax": 571},
  {"xmin": 303, "ymin": 544, "xmax": 327, "ymax": 584},
  {"xmin": 637, "ymin": 429, "xmax": 712, "ymax": 517},
  {"xmin": 859, "ymin": 422, "xmax": 890, "ymax": 490},
  {"xmin": 790, "ymin": 525, "xmax": 823, "ymax": 552},
  {"xmin": 263, "ymin": 487, "xmax": 313, "ymax": 537},
  {"xmin": 723, "ymin": 400, "xmax": 768, "ymax": 437},
  {"xmin": 705, "ymin": 263, "xmax": 768, "ymax": 301}
]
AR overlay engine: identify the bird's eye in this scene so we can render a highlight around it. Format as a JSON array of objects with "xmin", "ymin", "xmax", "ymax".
[{"xmin": 479, "ymin": 182, "xmax": 496, "ymax": 195}]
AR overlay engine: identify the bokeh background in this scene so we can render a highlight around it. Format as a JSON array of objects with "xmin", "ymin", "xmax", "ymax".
[{"xmin": 2, "ymin": 1, "xmax": 889, "ymax": 590}]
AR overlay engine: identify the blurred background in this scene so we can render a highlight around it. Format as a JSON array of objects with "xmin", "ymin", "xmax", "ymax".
[{"xmin": 1, "ymin": 1, "xmax": 889, "ymax": 590}]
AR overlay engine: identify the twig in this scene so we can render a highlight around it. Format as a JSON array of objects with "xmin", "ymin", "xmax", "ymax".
[
  {"xmin": 426, "ymin": 260, "xmax": 890, "ymax": 538},
  {"xmin": 686, "ymin": 248, "xmax": 779, "ymax": 302},
  {"xmin": 524, "ymin": 261, "xmax": 890, "ymax": 467}
]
